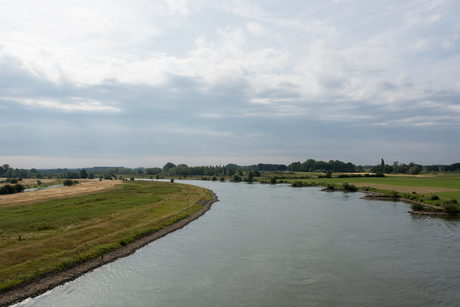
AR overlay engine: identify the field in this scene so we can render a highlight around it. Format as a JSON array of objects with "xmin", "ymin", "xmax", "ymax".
[
  {"xmin": 0, "ymin": 180, "xmax": 210, "ymax": 292},
  {"xmin": 257, "ymin": 172, "xmax": 460, "ymax": 205}
]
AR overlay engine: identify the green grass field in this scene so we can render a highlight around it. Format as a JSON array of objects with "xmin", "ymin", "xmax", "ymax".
[
  {"xmin": 257, "ymin": 172, "xmax": 460, "ymax": 206},
  {"xmin": 0, "ymin": 180, "xmax": 209, "ymax": 291}
]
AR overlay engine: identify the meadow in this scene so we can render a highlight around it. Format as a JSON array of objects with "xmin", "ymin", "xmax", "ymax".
[
  {"xmin": 261, "ymin": 172, "xmax": 460, "ymax": 207},
  {"xmin": 0, "ymin": 180, "xmax": 210, "ymax": 292}
]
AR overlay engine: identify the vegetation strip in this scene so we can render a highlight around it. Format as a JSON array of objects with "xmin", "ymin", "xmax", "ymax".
[{"xmin": 0, "ymin": 184, "xmax": 218, "ymax": 307}]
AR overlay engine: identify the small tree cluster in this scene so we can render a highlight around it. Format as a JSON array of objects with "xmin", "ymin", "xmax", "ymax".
[{"xmin": 0, "ymin": 184, "xmax": 25, "ymax": 195}]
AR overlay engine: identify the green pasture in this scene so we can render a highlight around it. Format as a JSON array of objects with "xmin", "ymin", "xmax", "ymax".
[{"xmin": 0, "ymin": 180, "xmax": 209, "ymax": 292}]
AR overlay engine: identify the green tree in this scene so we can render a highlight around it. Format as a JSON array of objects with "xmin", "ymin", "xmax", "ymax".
[
  {"xmin": 227, "ymin": 167, "xmax": 236, "ymax": 176},
  {"xmin": 163, "ymin": 162, "xmax": 176, "ymax": 173},
  {"xmin": 247, "ymin": 171, "xmax": 254, "ymax": 182},
  {"xmin": 232, "ymin": 174, "xmax": 241, "ymax": 181},
  {"xmin": 409, "ymin": 166, "xmax": 421, "ymax": 175},
  {"xmin": 79, "ymin": 169, "xmax": 88, "ymax": 179}
]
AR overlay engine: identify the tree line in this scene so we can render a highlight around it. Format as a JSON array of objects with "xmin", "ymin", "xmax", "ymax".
[
  {"xmin": 1, "ymin": 160, "xmax": 460, "ymax": 181},
  {"xmin": 288, "ymin": 159, "xmax": 357, "ymax": 173}
]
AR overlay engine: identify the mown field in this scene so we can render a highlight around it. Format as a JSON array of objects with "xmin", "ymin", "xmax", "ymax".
[{"xmin": 0, "ymin": 180, "xmax": 210, "ymax": 291}]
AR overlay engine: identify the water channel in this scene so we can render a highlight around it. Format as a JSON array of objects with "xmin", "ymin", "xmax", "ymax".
[{"xmin": 15, "ymin": 180, "xmax": 460, "ymax": 306}]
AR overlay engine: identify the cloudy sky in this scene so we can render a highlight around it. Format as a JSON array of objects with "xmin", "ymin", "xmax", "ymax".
[{"xmin": 1, "ymin": 0, "xmax": 459, "ymax": 169}]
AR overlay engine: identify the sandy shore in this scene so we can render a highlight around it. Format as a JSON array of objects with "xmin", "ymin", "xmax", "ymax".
[{"xmin": 0, "ymin": 190, "xmax": 219, "ymax": 307}]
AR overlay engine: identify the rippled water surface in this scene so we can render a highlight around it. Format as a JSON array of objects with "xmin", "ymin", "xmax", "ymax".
[{"xmin": 16, "ymin": 181, "xmax": 460, "ymax": 306}]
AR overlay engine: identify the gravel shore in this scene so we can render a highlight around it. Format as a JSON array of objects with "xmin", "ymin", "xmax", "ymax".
[{"xmin": 0, "ymin": 191, "xmax": 218, "ymax": 307}]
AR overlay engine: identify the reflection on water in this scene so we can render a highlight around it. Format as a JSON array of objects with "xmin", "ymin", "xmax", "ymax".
[{"xmin": 15, "ymin": 181, "xmax": 460, "ymax": 307}]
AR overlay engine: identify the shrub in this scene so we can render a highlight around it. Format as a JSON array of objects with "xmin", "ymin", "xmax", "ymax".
[
  {"xmin": 390, "ymin": 190, "xmax": 400, "ymax": 198},
  {"xmin": 37, "ymin": 179, "xmax": 42, "ymax": 186},
  {"xmin": 430, "ymin": 195, "xmax": 439, "ymax": 200},
  {"xmin": 233, "ymin": 174, "xmax": 241, "ymax": 181},
  {"xmin": 63, "ymin": 179, "xmax": 74, "ymax": 186},
  {"xmin": 212, "ymin": 176, "xmax": 217, "ymax": 181},
  {"xmin": 326, "ymin": 184, "xmax": 335, "ymax": 190},
  {"xmin": 170, "ymin": 178, "xmax": 174, "ymax": 183},
  {"xmin": 156, "ymin": 174, "xmax": 160, "ymax": 179},
  {"xmin": 342, "ymin": 182, "xmax": 358, "ymax": 191},
  {"xmin": 10, "ymin": 178, "xmax": 18, "ymax": 184},
  {"xmin": 444, "ymin": 203, "xmax": 460, "ymax": 214},
  {"xmin": 220, "ymin": 176, "xmax": 225, "ymax": 181},
  {"xmin": 270, "ymin": 176, "xmax": 276, "ymax": 184},
  {"xmin": 0, "ymin": 186, "xmax": 9, "ymax": 195},
  {"xmin": 15, "ymin": 184, "xmax": 25, "ymax": 193},
  {"xmin": 292, "ymin": 181, "xmax": 303, "ymax": 187},
  {"xmin": 411, "ymin": 203, "xmax": 425, "ymax": 211}
]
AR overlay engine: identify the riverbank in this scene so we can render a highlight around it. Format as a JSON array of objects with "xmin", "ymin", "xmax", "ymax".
[{"xmin": 0, "ymin": 190, "xmax": 219, "ymax": 307}]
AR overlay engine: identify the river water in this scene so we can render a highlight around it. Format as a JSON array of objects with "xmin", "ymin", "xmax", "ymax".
[{"xmin": 15, "ymin": 180, "xmax": 460, "ymax": 306}]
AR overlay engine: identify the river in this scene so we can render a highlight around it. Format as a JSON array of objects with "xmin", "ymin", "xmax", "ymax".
[{"xmin": 14, "ymin": 180, "xmax": 460, "ymax": 306}]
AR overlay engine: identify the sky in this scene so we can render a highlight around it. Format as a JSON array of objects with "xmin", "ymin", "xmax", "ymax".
[{"xmin": 1, "ymin": 0, "xmax": 459, "ymax": 169}]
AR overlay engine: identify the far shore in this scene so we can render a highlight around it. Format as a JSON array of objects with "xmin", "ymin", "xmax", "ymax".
[{"xmin": 0, "ymin": 191, "xmax": 219, "ymax": 307}]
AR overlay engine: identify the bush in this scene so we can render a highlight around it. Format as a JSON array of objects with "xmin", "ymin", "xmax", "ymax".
[
  {"xmin": 220, "ymin": 177, "xmax": 225, "ymax": 181},
  {"xmin": 342, "ymin": 182, "xmax": 358, "ymax": 191},
  {"xmin": 15, "ymin": 184, "xmax": 25, "ymax": 193},
  {"xmin": 292, "ymin": 181, "xmax": 303, "ymax": 187},
  {"xmin": 212, "ymin": 176, "xmax": 217, "ymax": 181},
  {"xmin": 390, "ymin": 190, "xmax": 400, "ymax": 198},
  {"xmin": 430, "ymin": 195, "xmax": 439, "ymax": 200},
  {"xmin": 170, "ymin": 178, "xmax": 174, "ymax": 183},
  {"xmin": 233, "ymin": 174, "xmax": 242, "ymax": 182},
  {"xmin": 37, "ymin": 179, "xmax": 42, "ymax": 186},
  {"xmin": 444, "ymin": 203, "xmax": 460, "ymax": 214},
  {"xmin": 270, "ymin": 176, "xmax": 276, "ymax": 184},
  {"xmin": 9, "ymin": 178, "xmax": 18, "ymax": 184},
  {"xmin": 63, "ymin": 179, "xmax": 74, "ymax": 186},
  {"xmin": 326, "ymin": 184, "xmax": 335, "ymax": 190},
  {"xmin": 411, "ymin": 203, "xmax": 425, "ymax": 211}
]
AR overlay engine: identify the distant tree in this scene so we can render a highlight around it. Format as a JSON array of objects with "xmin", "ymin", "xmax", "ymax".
[
  {"xmin": 237, "ymin": 168, "xmax": 243, "ymax": 176},
  {"xmin": 227, "ymin": 167, "xmax": 236, "ymax": 176},
  {"xmin": 232, "ymin": 174, "xmax": 241, "ymax": 181},
  {"xmin": 270, "ymin": 176, "xmax": 276, "ymax": 184},
  {"xmin": 163, "ymin": 162, "xmax": 176, "ymax": 173},
  {"xmin": 88, "ymin": 172, "xmax": 95, "ymax": 179},
  {"xmin": 356, "ymin": 165, "xmax": 364, "ymax": 172},
  {"xmin": 252, "ymin": 170, "xmax": 261, "ymax": 177},
  {"xmin": 63, "ymin": 179, "xmax": 74, "ymax": 186},
  {"xmin": 409, "ymin": 166, "xmax": 421, "ymax": 175},
  {"xmin": 137, "ymin": 168, "xmax": 144, "ymax": 175},
  {"xmin": 325, "ymin": 170, "xmax": 332, "ymax": 178},
  {"xmin": 79, "ymin": 169, "xmax": 88, "ymax": 179},
  {"xmin": 247, "ymin": 171, "xmax": 254, "ymax": 182},
  {"xmin": 64, "ymin": 171, "xmax": 80, "ymax": 179}
]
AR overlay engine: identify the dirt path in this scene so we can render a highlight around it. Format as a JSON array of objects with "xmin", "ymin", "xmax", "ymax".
[{"xmin": 0, "ymin": 190, "xmax": 219, "ymax": 307}]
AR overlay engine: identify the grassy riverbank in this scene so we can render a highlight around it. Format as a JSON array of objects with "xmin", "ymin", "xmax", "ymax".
[{"xmin": 0, "ymin": 180, "xmax": 210, "ymax": 292}]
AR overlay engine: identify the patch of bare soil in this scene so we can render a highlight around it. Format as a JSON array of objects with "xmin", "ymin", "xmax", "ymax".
[
  {"xmin": 357, "ymin": 183, "xmax": 457, "ymax": 194},
  {"xmin": 0, "ymin": 180, "xmax": 121, "ymax": 209}
]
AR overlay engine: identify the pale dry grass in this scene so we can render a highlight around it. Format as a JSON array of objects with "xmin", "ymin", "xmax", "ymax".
[
  {"xmin": 0, "ymin": 178, "xmax": 59, "ymax": 188},
  {"xmin": 357, "ymin": 183, "xmax": 457, "ymax": 194},
  {"xmin": 0, "ymin": 179, "xmax": 121, "ymax": 208}
]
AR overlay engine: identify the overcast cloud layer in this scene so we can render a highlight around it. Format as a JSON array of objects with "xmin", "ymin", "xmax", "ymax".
[{"xmin": 1, "ymin": 0, "xmax": 459, "ymax": 168}]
